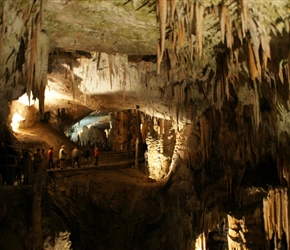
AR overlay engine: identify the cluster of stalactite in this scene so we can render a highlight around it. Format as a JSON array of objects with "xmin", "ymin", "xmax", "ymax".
[
  {"xmin": 50, "ymin": 53, "xmax": 170, "ymax": 111},
  {"xmin": 152, "ymin": 0, "xmax": 290, "ymax": 135},
  {"xmin": 154, "ymin": 0, "xmax": 289, "ymax": 84},
  {"xmin": 263, "ymin": 188, "xmax": 289, "ymax": 249},
  {"xmin": 0, "ymin": 0, "xmax": 49, "ymax": 123},
  {"xmin": 75, "ymin": 125, "xmax": 107, "ymax": 148}
]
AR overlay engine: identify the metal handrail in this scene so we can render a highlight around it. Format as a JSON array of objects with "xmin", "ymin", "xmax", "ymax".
[
  {"xmin": 0, "ymin": 145, "xmax": 33, "ymax": 186},
  {"xmin": 75, "ymin": 148, "xmax": 145, "ymax": 167}
]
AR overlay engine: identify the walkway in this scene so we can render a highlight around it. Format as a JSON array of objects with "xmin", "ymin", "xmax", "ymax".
[{"xmin": 48, "ymin": 149, "xmax": 145, "ymax": 173}]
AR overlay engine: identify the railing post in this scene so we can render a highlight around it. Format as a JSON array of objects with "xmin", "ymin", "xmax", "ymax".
[{"xmin": 135, "ymin": 138, "xmax": 139, "ymax": 169}]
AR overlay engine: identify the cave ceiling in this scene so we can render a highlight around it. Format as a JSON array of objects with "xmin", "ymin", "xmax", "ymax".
[
  {"xmin": 1, "ymin": 2, "xmax": 290, "ymax": 248},
  {"xmin": 43, "ymin": 0, "xmax": 159, "ymax": 55},
  {"xmin": 1, "ymin": 0, "xmax": 290, "ymax": 128},
  {"xmin": 41, "ymin": 0, "xmax": 289, "ymax": 125}
]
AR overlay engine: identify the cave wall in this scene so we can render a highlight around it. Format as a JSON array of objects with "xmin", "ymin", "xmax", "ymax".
[
  {"xmin": 0, "ymin": 0, "xmax": 49, "ymax": 125},
  {"xmin": 0, "ymin": 186, "xmax": 32, "ymax": 250}
]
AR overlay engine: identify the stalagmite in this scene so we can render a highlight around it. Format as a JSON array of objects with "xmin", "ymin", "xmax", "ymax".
[
  {"xmin": 227, "ymin": 214, "xmax": 248, "ymax": 250},
  {"xmin": 282, "ymin": 189, "xmax": 289, "ymax": 246},
  {"xmin": 195, "ymin": 232, "xmax": 206, "ymax": 250}
]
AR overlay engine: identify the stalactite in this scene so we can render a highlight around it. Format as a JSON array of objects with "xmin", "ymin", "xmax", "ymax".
[
  {"xmin": 248, "ymin": 18, "xmax": 261, "ymax": 82},
  {"xmin": 261, "ymin": 35, "xmax": 271, "ymax": 69},
  {"xmin": 179, "ymin": 15, "xmax": 185, "ymax": 48},
  {"xmin": 157, "ymin": 0, "xmax": 167, "ymax": 74},
  {"xmin": 240, "ymin": 0, "xmax": 248, "ymax": 38},
  {"xmin": 220, "ymin": 5, "xmax": 227, "ymax": 44},
  {"xmin": 199, "ymin": 114, "xmax": 210, "ymax": 162},
  {"xmin": 195, "ymin": 2, "xmax": 204, "ymax": 58},
  {"xmin": 123, "ymin": 63, "xmax": 127, "ymax": 102},
  {"xmin": 234, "ymin": 19, "xmax": 243, "ymax": 45},
  {"xmin": 70, "ymin": 59, "xmax": 75, "ymax": 100},
  {"xmin": 0, "ymin": 3, "xmax": 4, "ymax": 67},
  {"xmin": 247, "ymin": 40, "xmax": 258, "ymax": 81},
  {"xmin": 253, "ymin": 80, "xmax": 261, "ymax": 130},
  {"xmin": 96, "ymin": 52, "xmax": 101, "ymax": 70},
  {"xmin": 170, "ymin": 0, "xmax": 176, "ymax": 24},
  {"xmin": 108, "ymin": 54, "xmax": 114, "ymax": 89},
  {"xmin": 278, "ymin": 60, "xmax": 284, "ymax": 84},
  {"xmin": 226, "ymin": 16, "xmax": 233, "ymax": 50},
  {"xmin": 225, "ymin": 55, "xmax": 230, "ymax": 101},
  {"xmin": 26, "ymin": 16, "xmax": 37, "ymax": 101}
]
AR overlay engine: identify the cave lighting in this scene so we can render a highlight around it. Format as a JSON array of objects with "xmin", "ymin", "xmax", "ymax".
[
  {"xmin": 18, "ymin": 92, "xmax": 35, "ymax": 106},
  {"xmin": 11, "ymin": 111, "xmax": 25, "ymax": 132},
  {"xmin": 103, "ymin": 129, "xmax": 109, "ymax": 139},
  {"xmin": 195, "ymin": 232, "xmax": 206, "ymax": 250}
]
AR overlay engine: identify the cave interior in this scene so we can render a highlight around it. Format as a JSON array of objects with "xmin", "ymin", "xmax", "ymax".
[{"xmin": 0, "ymin": 0, "xmax": 290, "ymax": 249}]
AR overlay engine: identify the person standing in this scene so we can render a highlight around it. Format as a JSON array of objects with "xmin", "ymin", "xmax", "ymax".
[
  {"xmin": 59, "ymin": 145, "xmax": 67, "ymax": 169},
  {"xmin": 71, "ymin": 146, "xmax": 81, "ymax": 168},
  {"xmin": 48, "ymin": 147, "xmax": 54, "ymax": 170},
  {"xmin": 94, "ymin": 146, "xmax": 99, "ymax": 166}
]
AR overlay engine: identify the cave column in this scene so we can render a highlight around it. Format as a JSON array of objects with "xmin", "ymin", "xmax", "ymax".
[
  {"xmin": 31, "ymin": 161, "xmax": 48, "ymax": 249},
  {"xmin": 108, "ymin": 110, "xmax": 142, "ymax": 152},
  {"xmin": 145, "ymin": 118, "xmax": 174, "ymax": 180}
]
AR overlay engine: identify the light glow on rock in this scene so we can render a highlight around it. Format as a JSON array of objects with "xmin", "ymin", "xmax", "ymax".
[
  {"xmin": 18, "ymin": 92, "xmax": 35, "ymax": 106},
  {"xmin": 195, "ymin": 232, "xmax": 206, "ymax": 250},
  {"xmin": 11, "ymin": 111, "xmax": 25, "ymax": 132}
]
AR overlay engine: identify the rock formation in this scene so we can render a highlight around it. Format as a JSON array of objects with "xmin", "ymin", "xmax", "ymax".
[{"xmin": 0, "ymin": 0, "xmax": 289, "ymax": 249}]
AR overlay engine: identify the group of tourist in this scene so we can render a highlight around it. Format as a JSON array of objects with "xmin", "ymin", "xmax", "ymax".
[{"xmin": 43, "ymin": 145, "xmax": 100, "ymax": 170}]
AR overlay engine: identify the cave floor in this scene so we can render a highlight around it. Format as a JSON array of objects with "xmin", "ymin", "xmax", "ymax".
[{"xmin": 13, "ymin": 122, "xmax": 162, "ymax": 187}]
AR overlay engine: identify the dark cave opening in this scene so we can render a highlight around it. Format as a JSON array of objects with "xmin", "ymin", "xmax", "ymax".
[{"xmin": 241, "ymin": 156, "xmax": 281, "ymax": 189}]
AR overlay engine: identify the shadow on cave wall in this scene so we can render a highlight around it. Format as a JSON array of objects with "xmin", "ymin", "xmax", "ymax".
[{"xmin": 241, "ymin": 156, "xmax": 280, "ymax": 189}]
